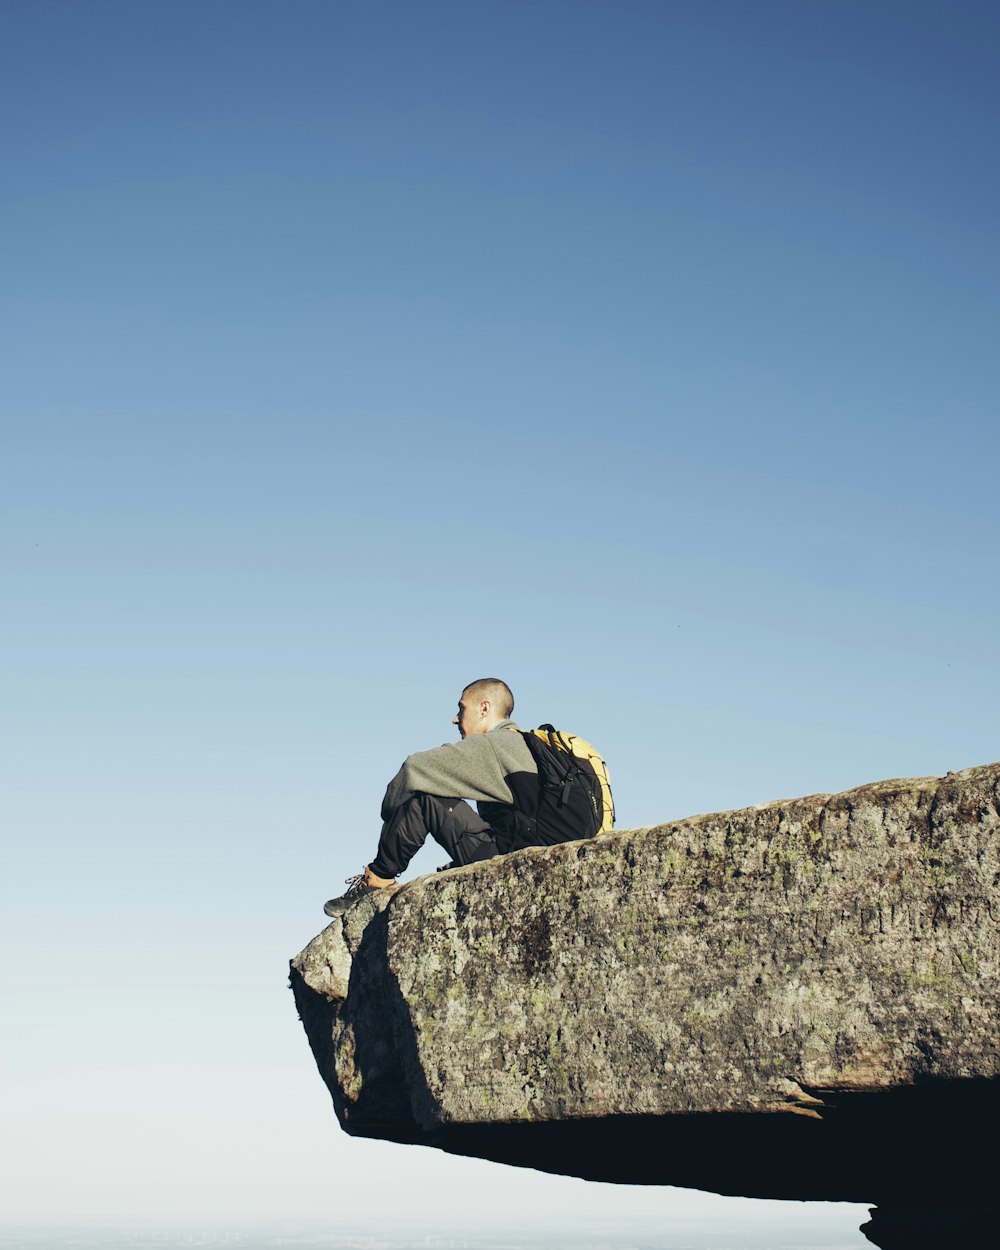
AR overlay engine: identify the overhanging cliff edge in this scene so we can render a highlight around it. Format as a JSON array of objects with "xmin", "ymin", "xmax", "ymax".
[{"xmin": 290, "ymin": 761, "xmax": 1000, "ymax": 1212}]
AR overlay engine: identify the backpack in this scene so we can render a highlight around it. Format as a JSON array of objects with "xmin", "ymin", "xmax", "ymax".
[{"xmin": 518, "ymin": 724, "xmax": 615, "ymax": 845}]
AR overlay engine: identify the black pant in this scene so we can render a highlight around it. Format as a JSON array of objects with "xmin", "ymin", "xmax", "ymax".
[{"xmin": 370, "ymin": 794, "xmax": 500, "ymax": 879}]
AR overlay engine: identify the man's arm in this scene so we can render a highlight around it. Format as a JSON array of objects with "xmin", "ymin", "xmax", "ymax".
[{"xmin": 380, "ymin": 734, "xmax": 514, "ymax": 820}]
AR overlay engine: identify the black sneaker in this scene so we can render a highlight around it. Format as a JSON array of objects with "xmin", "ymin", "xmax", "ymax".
[{"xmin": 323, "ymin": 871, "xmax": 393, "ymax": 917}]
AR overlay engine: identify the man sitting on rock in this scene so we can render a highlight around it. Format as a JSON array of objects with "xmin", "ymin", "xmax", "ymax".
[{"xmin": 324, "ymin": 678, "xmax": 541, "ymax": 916}]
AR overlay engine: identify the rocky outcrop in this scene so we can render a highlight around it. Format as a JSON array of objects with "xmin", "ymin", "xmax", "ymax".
[{"xmin": 291, "ymin": 762, "xmax": 1000, "ymax": 1247}]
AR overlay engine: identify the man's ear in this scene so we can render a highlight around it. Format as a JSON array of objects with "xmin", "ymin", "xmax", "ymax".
[{"xmin": 479, "ymin": 700, "xmax": 491, "ymax": 719}]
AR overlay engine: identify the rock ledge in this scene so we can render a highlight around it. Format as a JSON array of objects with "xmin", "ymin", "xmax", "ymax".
[{"xmin": 291, "ymin": 762, "xmax": 1000, "ymax": 1238}]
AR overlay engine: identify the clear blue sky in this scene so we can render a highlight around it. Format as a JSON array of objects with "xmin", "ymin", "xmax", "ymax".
[{"xmin": 2, "ymin": 1, "xmax": 996, "ymax": 1242}]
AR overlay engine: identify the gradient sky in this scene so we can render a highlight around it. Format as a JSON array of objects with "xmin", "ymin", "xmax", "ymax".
[{"xmin": 3, "ymin": 2, "xmax": 997, "ymax": 1243}]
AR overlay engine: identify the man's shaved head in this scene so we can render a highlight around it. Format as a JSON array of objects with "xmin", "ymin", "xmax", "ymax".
[{"xmin": 462, "ymin": 678, "xmax": 514, "ymax": 720}]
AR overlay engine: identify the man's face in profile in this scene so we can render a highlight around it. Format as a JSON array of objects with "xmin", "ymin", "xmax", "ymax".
[
  {"xmin": 453, "ymin": 691, "xmax": 482, "ymax": 739},
  {"xmin": 455, "ymin": 690, "xmax": 475, "ymax": 735}
]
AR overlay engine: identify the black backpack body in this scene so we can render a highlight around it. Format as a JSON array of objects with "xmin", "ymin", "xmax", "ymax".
[{"xmin": 517, "ymin": 724, "xmax": 615, "ymax": 846}]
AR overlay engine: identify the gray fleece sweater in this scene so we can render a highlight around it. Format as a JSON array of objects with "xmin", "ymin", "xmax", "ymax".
[{"xmin": 380, "ymin": 720, "xmax": 537, "ymax": 822}]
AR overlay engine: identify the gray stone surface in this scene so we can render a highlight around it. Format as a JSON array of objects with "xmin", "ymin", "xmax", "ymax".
[{"xmin": 291, "ymin": 761, "xmax": 1000, "ymax": 1209}]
